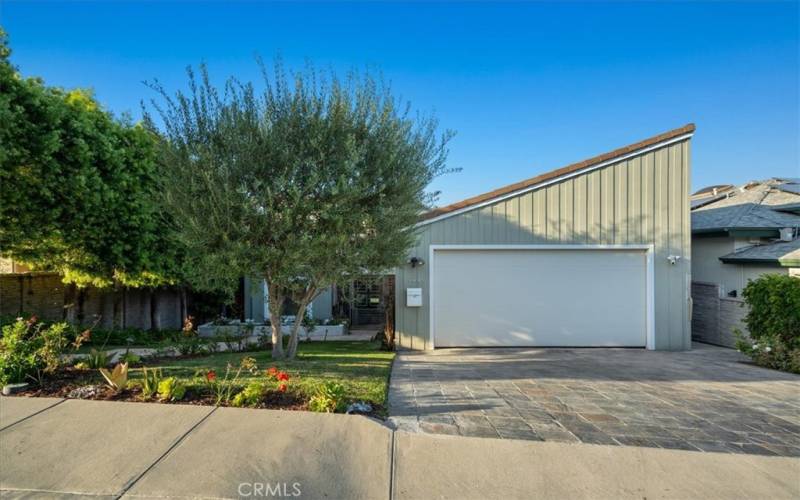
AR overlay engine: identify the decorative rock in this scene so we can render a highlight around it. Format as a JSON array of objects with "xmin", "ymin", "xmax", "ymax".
[
  {"xmin": 67, "ymin": 385, "xmax": 101, "ymax": 399},
  {"xmin": 2, "ymin": 383, "xmax": 29, "ymax": 395},
  {"xmin": 346, "ymin": 401, "xmax": 373, "ymax": 415}
]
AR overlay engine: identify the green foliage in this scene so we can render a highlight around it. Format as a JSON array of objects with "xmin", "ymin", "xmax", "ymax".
[
  {"xmin": 308, "ymin": 381, "xmax": 347, "ymax": 413},
  {"xmin": 99, "ymin": 362, "xmax": 128, "ymax": 392},
  {"xmin": 145, "ymin": 59, "xmax": 454, "ymax": 359},
  {"xmin": 84, "ymin": 327, "xmax": 181, "ymax": 347},
  {"xmin": 0, "ymin": 317, "xmax": 70, "ymax": 386},
  {"xmin": 119, "ymin": 351, "xmax": 142, "ymax": 365},
  {"xmin": 85, "ymin": 349, "xmax": 110, "ymax": 369},
  {"xmin": 231, "ymin": 381, "xmax": 265, "ymax": 408},
  {"xmin": 737, "ymin": 274, "xmax": 800, "ymax": 374},
  {"xmin": 0, "ymin": 29, "xmax": 185, "ymax": 290},
  {"xmin": 157, "ymin": 376, "xmax": 186, "ymax": 401},
  {"xmin": 202, "ymin": 356, "xmax": 257, "ymax": 405},
  {"xmin": 741, "ymin": 274, "xmax": 800, "ymax": 345},
  {"xmin": 140, "ymin": 366, "xmax": 163, "ymax": 399}
]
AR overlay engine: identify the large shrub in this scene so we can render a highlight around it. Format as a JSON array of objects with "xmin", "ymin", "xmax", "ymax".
[
  {"xmin": 0, "ymin": 317, "xmax": 71, "ymax": 385},
  {"xmin": 736, "ymin": 274, "xmax": 800, "ymax": 373}
]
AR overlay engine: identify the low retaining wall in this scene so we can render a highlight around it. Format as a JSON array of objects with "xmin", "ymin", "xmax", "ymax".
[
  {"xmin": 691, "ymin": 281, "xmax": 749, "ymax": 348},
  {"xmin": 197, "ymin": 322, "xmax": 347, "ymax": 338}
]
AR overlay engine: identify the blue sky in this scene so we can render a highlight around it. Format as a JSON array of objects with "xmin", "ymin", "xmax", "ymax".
[{"xmin": 2, "ymin": 1, "xmax": 798, "ymax": 206}]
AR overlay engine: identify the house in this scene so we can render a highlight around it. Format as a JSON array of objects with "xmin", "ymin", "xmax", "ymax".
[
  {"xmin": 394, "ymin": 124, "xmax": 695, "ymax": 350},
  {"xmin": 242, "ymin": 277, "xmax": 391, "ymax": 329},
  {"xmin": 241, "ymin": 278, "xmax": 335, "ymax": 323},
  {"xmin": 690, "ymin": 178, "xmax": 800, "ymax": 347}
]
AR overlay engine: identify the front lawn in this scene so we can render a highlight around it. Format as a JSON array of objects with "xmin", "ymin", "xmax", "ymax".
[
  {"xmin": 144, "ymin": 341, "xmax": 395, "ymax": 406},
  {"xmin": 15, "ymin": 340, "xmax": 395, "ymax": 415}
]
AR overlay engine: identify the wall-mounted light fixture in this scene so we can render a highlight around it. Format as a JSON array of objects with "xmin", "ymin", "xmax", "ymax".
[
  {"xmin": 409, "ymin": 257, "xmax": 425, "ymax": 268},
  {"xmin": 667, "ymin": 255, "xmax": 681, "ymax": 265}
]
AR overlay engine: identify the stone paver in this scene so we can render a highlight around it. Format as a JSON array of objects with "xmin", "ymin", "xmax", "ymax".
[{"xmin": 388, "ymin": 343, "xmax": 800, "ymax": 456}]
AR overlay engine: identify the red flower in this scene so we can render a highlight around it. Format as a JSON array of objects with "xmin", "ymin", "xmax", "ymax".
[
  {"xmin": 27, "ymin": 315, "xmax": 38, "ymax": 325},
  {"xmin": 266, "ymin": 367, "xmax": 278, "ymax": 379},
  {"xmin": 278, "ymin": 383, "xmax": 287, "ymax": 393},
  {"xmin": 277, "ymin": 371, "xmax": 289, "ymax": 382},
  {"xmin": 206, "ymin": 370, "xmax": 217, "ymax": 382}
]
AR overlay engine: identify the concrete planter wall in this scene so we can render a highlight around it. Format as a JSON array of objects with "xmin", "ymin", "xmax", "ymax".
[{"xmin": 197, "ymin": 322, "xmax": 347, "ymax": 338}]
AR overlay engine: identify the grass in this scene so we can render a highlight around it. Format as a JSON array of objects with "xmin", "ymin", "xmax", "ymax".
[{"xmin": 133, "ymin": 340, "xmax": 395, "ymax": 408}]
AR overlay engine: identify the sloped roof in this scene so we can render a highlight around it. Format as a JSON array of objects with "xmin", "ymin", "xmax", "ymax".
[
  {"xmin": 419, "ymin": 123, "xmax": 696, "ymax": 224},
  {"xmin": 691, "ymin": 178, "xmax": 800, "ymax": 232},
  {"xmin": 720, "ymin": 238, "xmax": 800, "ymax": 266}
]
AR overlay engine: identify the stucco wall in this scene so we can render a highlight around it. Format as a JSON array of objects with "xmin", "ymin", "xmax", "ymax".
[
  {"xmin": 396, "ymin": 138, "xmax": 692, "ymax": 350},
  {"xmin": 691, "ymin": 236, "xmax": 788, "ymax": 297},
  {"xmin": 243, "ymin": 278, "xmax": 333, "ymax": 322}
]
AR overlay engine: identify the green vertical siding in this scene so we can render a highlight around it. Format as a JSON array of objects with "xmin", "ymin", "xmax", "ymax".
[{"xmin": 395, "ymin": 139, "xmax": 692, "ymax": 350}]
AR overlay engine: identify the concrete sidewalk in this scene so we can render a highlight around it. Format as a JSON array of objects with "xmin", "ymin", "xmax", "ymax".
[{"xmin": 1, "ymin": 397, "xmax": 798, "ymax": 499}]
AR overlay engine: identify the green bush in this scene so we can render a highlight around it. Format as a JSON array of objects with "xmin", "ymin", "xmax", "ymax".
[
  {"xmin": 736, "ymin": 274, "xmax": 800, "ymax": 373},
  {"xmin": 158, "ymin": 377, "xmax": 186, "ymax": 401},
  {"xmin": 0, "ymin": 317, "xmax": 70, "ymax": 386},
  {"xmin": 231, "ymin": 381, "xmax": 265, "ymax": 408},
  {"xmin": 308, "ymin": 381, "xmax": 347, "ymax": 413}
]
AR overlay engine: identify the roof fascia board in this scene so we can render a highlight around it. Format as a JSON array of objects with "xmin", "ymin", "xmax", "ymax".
[
  {"xmin": 417, "ymin": 132, "xmax": 693, "ymax": 228},
  {"xmin": 719, "ymin": 257, "xmax": 795, "ymax": 267}
]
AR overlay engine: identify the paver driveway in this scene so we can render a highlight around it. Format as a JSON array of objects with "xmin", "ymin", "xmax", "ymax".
[{"xmin": 388, "ymin": 343, "xmax": 800, "ymax": 456}]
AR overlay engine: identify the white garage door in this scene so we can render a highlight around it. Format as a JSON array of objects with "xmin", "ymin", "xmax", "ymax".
[{"xmin": 432, "ymin": 248, "xmax": 648, "ymax": 347}]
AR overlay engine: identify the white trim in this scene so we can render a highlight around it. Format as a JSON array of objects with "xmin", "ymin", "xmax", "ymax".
[
  {"xmin": 428, "ymin": 244, "xmax": 656, "ymax": 350},
  {"xmin": 418, "ymin": 133, "xmax": 694, "ymax": 227}
]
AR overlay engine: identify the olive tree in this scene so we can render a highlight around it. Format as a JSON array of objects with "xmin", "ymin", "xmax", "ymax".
[{"xmin": 146, "ymin": 62, "xmax": 452, "ymax": 359}]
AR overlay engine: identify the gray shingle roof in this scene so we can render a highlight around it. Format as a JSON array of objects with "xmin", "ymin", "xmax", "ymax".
[
  {"xmin": 691, "ymin": 178, "xmax": 800, "ymax": 232},
  {"xmin": 719, "ymin": 238, "xmax": 800, "ymax": 266}
]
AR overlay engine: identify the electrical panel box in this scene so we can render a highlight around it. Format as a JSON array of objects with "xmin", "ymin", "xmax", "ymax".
[{"xmin": 406, "ymin": 288, "xmax": 422, "ymax": 307}]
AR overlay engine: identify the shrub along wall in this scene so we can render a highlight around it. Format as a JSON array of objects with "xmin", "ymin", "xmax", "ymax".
[{"xmin": 0, "ymin": 272, "xmax": 183, "ymax": 329}]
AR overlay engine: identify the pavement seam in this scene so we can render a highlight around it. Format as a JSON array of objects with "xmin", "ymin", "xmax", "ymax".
[
  {"xmin": 389, "ymin": 429, "xmax": 397, "ymax": 500},
  {"xmin": 114, "ymin": 406, "xmax": 218, "ymax": 500},
  {"xmin": 1, "ymin": 487, "xmax": 113, "ymax": 497},
  {"xmin": 0, "ymin": 397, "xmax": 66, "ymax": 432}
]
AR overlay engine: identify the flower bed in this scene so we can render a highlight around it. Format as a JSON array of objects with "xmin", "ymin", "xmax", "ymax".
[{"xmin": 2, "ymin": 317, "xmax": 393, "ymax": 417}]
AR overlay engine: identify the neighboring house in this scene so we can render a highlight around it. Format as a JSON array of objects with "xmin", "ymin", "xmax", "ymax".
[
  {"xmin": 690, "ymin": 178, "xmax": 800, "ymax": 347},
  {"xmin": 395, "ymin": 124, "xmax": 695, "ymax": 350}
]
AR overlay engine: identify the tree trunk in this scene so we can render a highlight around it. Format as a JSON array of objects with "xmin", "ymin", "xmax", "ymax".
[
  {"xmin": 150, "ymin": 289, "xmax": 162, "ymax": 331},
  {"xmin": 286, "ymin": 288, "xmax": 317, "ymax": 359},
  {"xmin": 383, "ymin": 275, "xmax": 396, "ymax": 351},
  {"xmin": 267, "ymin": 282, "xmax": 285, "ymax": 359}
]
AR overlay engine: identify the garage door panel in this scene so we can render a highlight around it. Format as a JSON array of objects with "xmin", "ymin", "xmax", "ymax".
[{"xmin": 433, "ymin": 249, "xmax": 647, "ymax": 347}]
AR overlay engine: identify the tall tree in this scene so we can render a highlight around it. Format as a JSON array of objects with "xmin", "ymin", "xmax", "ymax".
[
  {"xmin": 146, "ymin": 62, "xmax": 453, "ymax": 359},
  {"xmin": 0, "ymin": 30, "xmax": 183, "ymax": 325}
]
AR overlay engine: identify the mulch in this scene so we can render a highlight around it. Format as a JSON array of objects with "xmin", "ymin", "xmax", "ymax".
[{"xmin": 11, "ymin": 367, "xmax": 383, "ymax": 417}]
